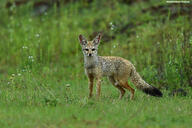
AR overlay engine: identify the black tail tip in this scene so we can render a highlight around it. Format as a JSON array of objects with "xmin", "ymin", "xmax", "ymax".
[{"xmin": 143, "ymin": 87, "xmax": 163, "ymax": 97}]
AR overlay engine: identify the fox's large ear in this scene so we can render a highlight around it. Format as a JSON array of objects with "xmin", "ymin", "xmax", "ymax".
[
  {"xmin": 78, "ymin": 34, "xmax": 87, "ymax": 45},
  {"xmin": 93, "ymin": 33, "xmax": 102, "ymax": 45}
]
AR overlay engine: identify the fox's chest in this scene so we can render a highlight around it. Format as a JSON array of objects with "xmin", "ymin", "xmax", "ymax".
[
  {"xmin": 85, "ymin": 67, "xmax": 102, "ymax": 77},
  {"xmin": 85, "ymin": 68, "xmax": 95, "ymax": 75}
]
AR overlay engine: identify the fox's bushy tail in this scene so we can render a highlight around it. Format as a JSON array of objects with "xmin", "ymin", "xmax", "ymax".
[{"xmin": 130, "ymin": 67, "xmax": 163, "ymax": 97}]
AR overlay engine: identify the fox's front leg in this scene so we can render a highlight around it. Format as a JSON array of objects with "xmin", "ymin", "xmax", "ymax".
[
  {"xmin": 88, "ymin": 74, "xmax": 94, "ymax": 98},
  {"xmin": 96, "ymin": 77, "xmax": 101, "ymax": 99}
]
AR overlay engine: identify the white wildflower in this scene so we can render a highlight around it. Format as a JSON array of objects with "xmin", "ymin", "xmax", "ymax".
[
  {"xmin": 35, "ymin": 33, "xmax": 40, "ymax": 38},
  {"xmin": 22, "ymin": 46, "xmax": 28, "ymax": 49},
  {"xmin": 66, "ymin": 84, "xmax": 70, "ymax": 87},
  {"xmin": 28, "ymin": 56, "xmax": 33, "ymax": 59}
]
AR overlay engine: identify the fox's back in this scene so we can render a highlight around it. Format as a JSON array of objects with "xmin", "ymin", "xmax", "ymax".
[{"xmin": 98, "ymin": 56, "xmax": 134, "ymax": 77}]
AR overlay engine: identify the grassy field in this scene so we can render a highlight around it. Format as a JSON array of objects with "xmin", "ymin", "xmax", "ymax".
[
  {"xmin": 0, "ymin": 71, "xmax": 192, "ymax": 128},
  {"xmin": 0, "ymin": 70, "xmax": 192, "ymax": 128},
  {"xmin": 0, "ymin": 0, "xmax": 192, "ymax": 127}
]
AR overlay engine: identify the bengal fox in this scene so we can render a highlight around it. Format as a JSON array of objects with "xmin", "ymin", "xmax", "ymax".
[{"xmin": 78, "ymin": 33, "xmax": 162, "ymax": 99}]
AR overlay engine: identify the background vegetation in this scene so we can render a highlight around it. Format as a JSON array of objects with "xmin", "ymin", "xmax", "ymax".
[{"xmin": 0, "ymin": 0, "xmax": 191, "ymax": 127}]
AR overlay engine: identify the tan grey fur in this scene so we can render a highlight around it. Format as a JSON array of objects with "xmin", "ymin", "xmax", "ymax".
[{"xmin": 78, "ymin": 33, "xmax": 162, "ymax": 99}]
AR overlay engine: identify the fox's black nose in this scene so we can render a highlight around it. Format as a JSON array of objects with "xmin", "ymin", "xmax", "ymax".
[{"xmin": 88, "ymin": 54, "xmax": 92, "ymax": 56}]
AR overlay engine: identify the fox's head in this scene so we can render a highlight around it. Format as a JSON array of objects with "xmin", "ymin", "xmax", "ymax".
[{"xmin": 78, "ymin": 33, "xmax": 102, "ymax": 57}]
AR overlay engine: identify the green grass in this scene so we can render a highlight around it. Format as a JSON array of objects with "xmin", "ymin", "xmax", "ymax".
[
  {"xmin": 0, "ymin": 70, "xmax": 192, "ymax": 128},
  {"xmin": 0, "ymin": 67, "xmax": 192, "ymax": 128},
  {"xmin": 0, "ymin": 0, "xmax": 192, "ymax": 127}
]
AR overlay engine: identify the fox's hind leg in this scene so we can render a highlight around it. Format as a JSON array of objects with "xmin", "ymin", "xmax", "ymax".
[
  {"xmin": 119, "ymin": 80, "xmax": 135, "ymax": 100},
  {"xmin": 108, "ymin": 76, "xmax": 125, "ymax": 99}
]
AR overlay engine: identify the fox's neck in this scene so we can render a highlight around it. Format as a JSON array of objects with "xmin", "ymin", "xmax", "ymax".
[{"xmin": 84, "ymin": 55, "xmax": 99, "ymax": 69}]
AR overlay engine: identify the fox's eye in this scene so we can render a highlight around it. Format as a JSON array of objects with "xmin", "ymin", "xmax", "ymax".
[
  {"xmin": 92, "ymin": 49, "xmax": 96, "ymax": 51},
  {"xmin": 84, "ymin": 49, "xmax": 89, "ymax": 51}
]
